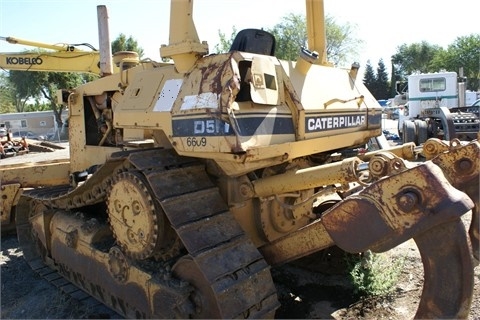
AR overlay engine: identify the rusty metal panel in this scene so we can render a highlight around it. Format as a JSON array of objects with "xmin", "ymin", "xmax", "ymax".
[
  {"xmin": 322, "ymin": 161, "xmax": 474, "ymax": 253},
  {"xmin": 0, "ymin": 183, "xmax": 21, "ymax": 227},
  {"xmin": 259, "ymin": 219, "xmax": 335, "ymax": 266},
  {"xmin": 414, "ymin": 220, "xmax": 473, "ymax": 318},
  {"xmin": 0, "ymin": 160, "xmax": 70, "ymax": 187}
]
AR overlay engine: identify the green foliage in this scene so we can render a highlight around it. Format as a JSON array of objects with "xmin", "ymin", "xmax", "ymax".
[
  {"xmin": 347, "ymin": 251, "xmax": 405, "ymax": 298},
  {"xmin": 267, "ymin": 13, "xmax": 360, "ymax": 66},
  {"xmin": 392, "ymin": 41, "xmax": 442, "ymax": 78},
  {"xmin": 0, "ymin": 72, "xmax": 16, "ymax": 113},
  {"xmin": 391, "ymin": 35, "xmax": 480, "ymax": 91},
  {"xmin": 215, "ymin": 13, "xmax": 360, "ymax": 66},
  {"xmin": 23, "ymin": 100, "xmax": 51, "ymax": 112},
  {"xmin": 214, "ymin": 16, "xmax": 478, "ymax": 92},
  {"xmin": 267, "ymin": 13, "xmax": 307, "ymax": 61},
  {"xmin": 430, "ymin": 34, "xmax": 480, "ymax": 91},
  {"xmin": 363, "ymin": 59, "xmax": 391, "ymax": 99},
  {"xmin": 8, "ymin": 70, "xmax": 45, "ymax": 112},
  {"xmin": 363, "ymin": 61, "xmax": 376, "ymax": 90},
  {"xmin": 214, "ymin": 26, "xmax": 238, "ymax": 53},
  {"xmin": 6, "ymin": 70, "xmax": 84, "ymax": 126},
  {"xmin": 324, "ymin": 15, "xmax": 362, "ymax": 67},
  {"xmin": 375, "ymin": 59, "xmax": 390, "ymax": 99},
  {"xmin": 111, "ymin": 33, "xmax": 145, "ymax": 58}
]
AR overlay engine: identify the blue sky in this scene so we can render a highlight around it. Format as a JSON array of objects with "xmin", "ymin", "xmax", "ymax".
[{"xmin": 1, "ymin": 0, "xmax": 478, "ymax": 74}]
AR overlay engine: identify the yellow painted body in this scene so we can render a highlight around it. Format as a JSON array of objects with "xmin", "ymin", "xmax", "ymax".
[
  {"xmin": 0, "ymin": 51, "xmax": 102, "ymax": 74},
  {"xmin": 0, "ymin": 160, "xmax": 70, "ymax": 230},
  {"xmin": 0, "ymin": 35, "xmax": 120, "ymax": 75},
  {"xmin": 67, "ymin": 51, "xmax": 382, "ymax": 176}
]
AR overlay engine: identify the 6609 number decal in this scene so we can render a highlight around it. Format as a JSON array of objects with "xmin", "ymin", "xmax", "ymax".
[{"xmin": 186, "ymin": 136, "xmax": 207, "ymax": 147}]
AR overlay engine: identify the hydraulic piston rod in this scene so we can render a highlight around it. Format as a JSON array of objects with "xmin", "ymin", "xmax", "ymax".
[{"xmin": 252, "ymin": 157, "xmax": 361, "ymax": 198}]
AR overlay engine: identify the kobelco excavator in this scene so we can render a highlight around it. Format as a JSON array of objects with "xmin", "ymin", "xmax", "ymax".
[
  {"xmin": 0, "ymin": 13, "xmax": 122, "ymax": 77},
  {"xmin": 1, "ymin": 0, "xmax": 478, "ymax": 318},
  {"xmin": 0, "ymin": 36, "xmax": 103, "ymax": 74}
]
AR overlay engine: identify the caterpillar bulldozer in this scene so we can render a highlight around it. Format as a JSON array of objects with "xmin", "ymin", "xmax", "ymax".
[{"xmin": 1, "ymin": 0, "xmax": 478, "ymax": 318}]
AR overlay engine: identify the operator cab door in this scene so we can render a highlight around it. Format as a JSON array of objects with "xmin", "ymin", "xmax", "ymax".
[{"xmin": 249, "ymin": 56, "xmax": 280, "ymax": 106}]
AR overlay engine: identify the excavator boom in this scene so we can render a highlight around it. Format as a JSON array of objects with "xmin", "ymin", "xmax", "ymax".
[
  {"xmin": 1, "ymin": 35, "xmax": 93, "ymax": 52},
  {"xmin": 0, "ymin": 51, "xmax": 101, "ymax": 74},
  {"xmin": 0, "ymin": 5, "xmax": 114, "ymax": 76}
]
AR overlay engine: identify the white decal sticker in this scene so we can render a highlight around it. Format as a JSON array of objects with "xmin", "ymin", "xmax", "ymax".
[
  {"xmin": 181, "ymin": 92, "xmax": 219, "ymax": 110},
  {"xmin": 153, "ymin": 79, "xmax": 183, "ymax": 112}
]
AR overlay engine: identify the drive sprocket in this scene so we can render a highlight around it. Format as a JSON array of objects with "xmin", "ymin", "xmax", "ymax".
[{"xmin": 107, "ymin": 171, "xmax": 165, "ymax": 260}]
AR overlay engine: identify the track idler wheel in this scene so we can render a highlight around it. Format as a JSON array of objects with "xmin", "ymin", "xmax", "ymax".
[
  {"xmin": 172, "ymin": 256, "xmax": 222, "ymax": 318},
  {"xmin": 321, "ymin": 160, "xmax": 475, "ymax": 318}
]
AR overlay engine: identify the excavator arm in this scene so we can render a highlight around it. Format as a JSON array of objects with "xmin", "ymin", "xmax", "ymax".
[
  {"xmin": 0, "ymin": 51, "xmax": 101, "ymax": 74},
  {"xmin": 0, "ymin": 36, "xmax": 102, "ymax": 74}
]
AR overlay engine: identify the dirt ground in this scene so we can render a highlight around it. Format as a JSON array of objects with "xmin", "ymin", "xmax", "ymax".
[
  {"xmin": 1, "ymin": 228, "xmax": 479, "ymax": 319},
  {"xmin": 1, "ymin": 138, "xmax": 479, "ymax": 319}
]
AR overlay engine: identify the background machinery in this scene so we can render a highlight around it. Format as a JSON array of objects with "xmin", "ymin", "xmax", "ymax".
[
  {"xmin": 0, "ymin": 15, "xmax": 115, "ymax": 165},
  {"xmin": 396, "ymin": 71, "xmax": 480, "ymax": 144},
  {"xmin": 0, "ymin": 0, "xmax": 478, "ymax": 318},
  {"xmin": 0, "ymin": 35, "xmax": 103, "ymax": 75},
  {"xmin": 0, "ymin": 8, "xmax": 124, "ymax": 78}
]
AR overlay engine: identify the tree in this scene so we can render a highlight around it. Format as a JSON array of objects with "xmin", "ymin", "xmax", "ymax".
[
  {"xmin": 214, "ymin": 26, "xmax": 238, "ymax": 53},
  {"xmin": 214, "ymin": 13, "xmax": 361, "ymax": 66},
  {"xmin": 391, "ymin": 35, "xmax": 480, "ymax": 91},
  {"xmin": 39, "ymin": 72, "xmax": 86, "ymax": 129},
  {"xmin": 363, "ymin": 61, "xmax": 376, "ymax": 96},
  {"xmin": 390, "ymin": 60, "xmax": 402, "ymax": 97},
  {"xmin": 391, "ymin": 41, "xmax": 443, "ymax": 79},
  {"xmin": 375, "ymin": 59, "xmax": 390, "ymax": 99},
  {"xmin": 111, "ymin": 33, "xmax": 144, "ymax": 58},
  {"xmin": 0, "ymin": 72, "xmax": 17, "ymax": 113},
  {"xmin": 430, "ymin": 34, "xmax": 480, "ymax": 91},
  {"xmin": 324, "ymin": 15, "xmax": 362, "ymax": 67},
  {"xmin": 7, "ymin": 71, "xmax": 44, "ymax": 112},
  {"xmin": 267, "ymin": 13, "xmax": 307, "ymax": 61},
  {"xmin": 362, "ymin": 59, "xmax": 390, "ymax": 99},
  {"xmin": 268, "ymin": 13, "xmax": 361, "ymax": 66},
  {"xmin": 7, "ymin": 70, "xmax": 85, "ymax": 128}
]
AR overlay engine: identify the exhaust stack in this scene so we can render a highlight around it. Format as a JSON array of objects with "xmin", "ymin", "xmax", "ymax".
[{"xmin": 97, "ymin": 5, "xmax": 113, "ymax": 76}]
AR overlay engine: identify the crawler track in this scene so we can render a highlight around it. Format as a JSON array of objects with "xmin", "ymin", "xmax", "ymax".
[{"xmin": 16, "ymin": 148, "xmax": 279, "ymax": 318}]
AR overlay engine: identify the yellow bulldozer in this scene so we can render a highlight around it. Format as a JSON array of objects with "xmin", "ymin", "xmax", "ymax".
[{"xmin": 0, "ymin": 0, "xmax": 478, "ymax": 318}]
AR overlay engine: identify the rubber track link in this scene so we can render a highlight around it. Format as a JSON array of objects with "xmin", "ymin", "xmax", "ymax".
[{"xmin": 16, "ymin": 148, "xmax": 280, "ymax": 318}]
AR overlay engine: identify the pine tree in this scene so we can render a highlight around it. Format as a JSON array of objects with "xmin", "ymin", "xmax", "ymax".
[
  {"xmin": 363, "ymin": 61, "xmax": 377, "ymax": 97},
  {"xmin": 375, "ymin": 59, "xmax": 390, "ymax": 99}
]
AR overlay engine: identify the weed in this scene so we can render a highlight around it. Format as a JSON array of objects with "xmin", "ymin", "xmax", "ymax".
[{"xmin": 346, "ymin": 250, "xmax": 405, "ymax": 298}]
